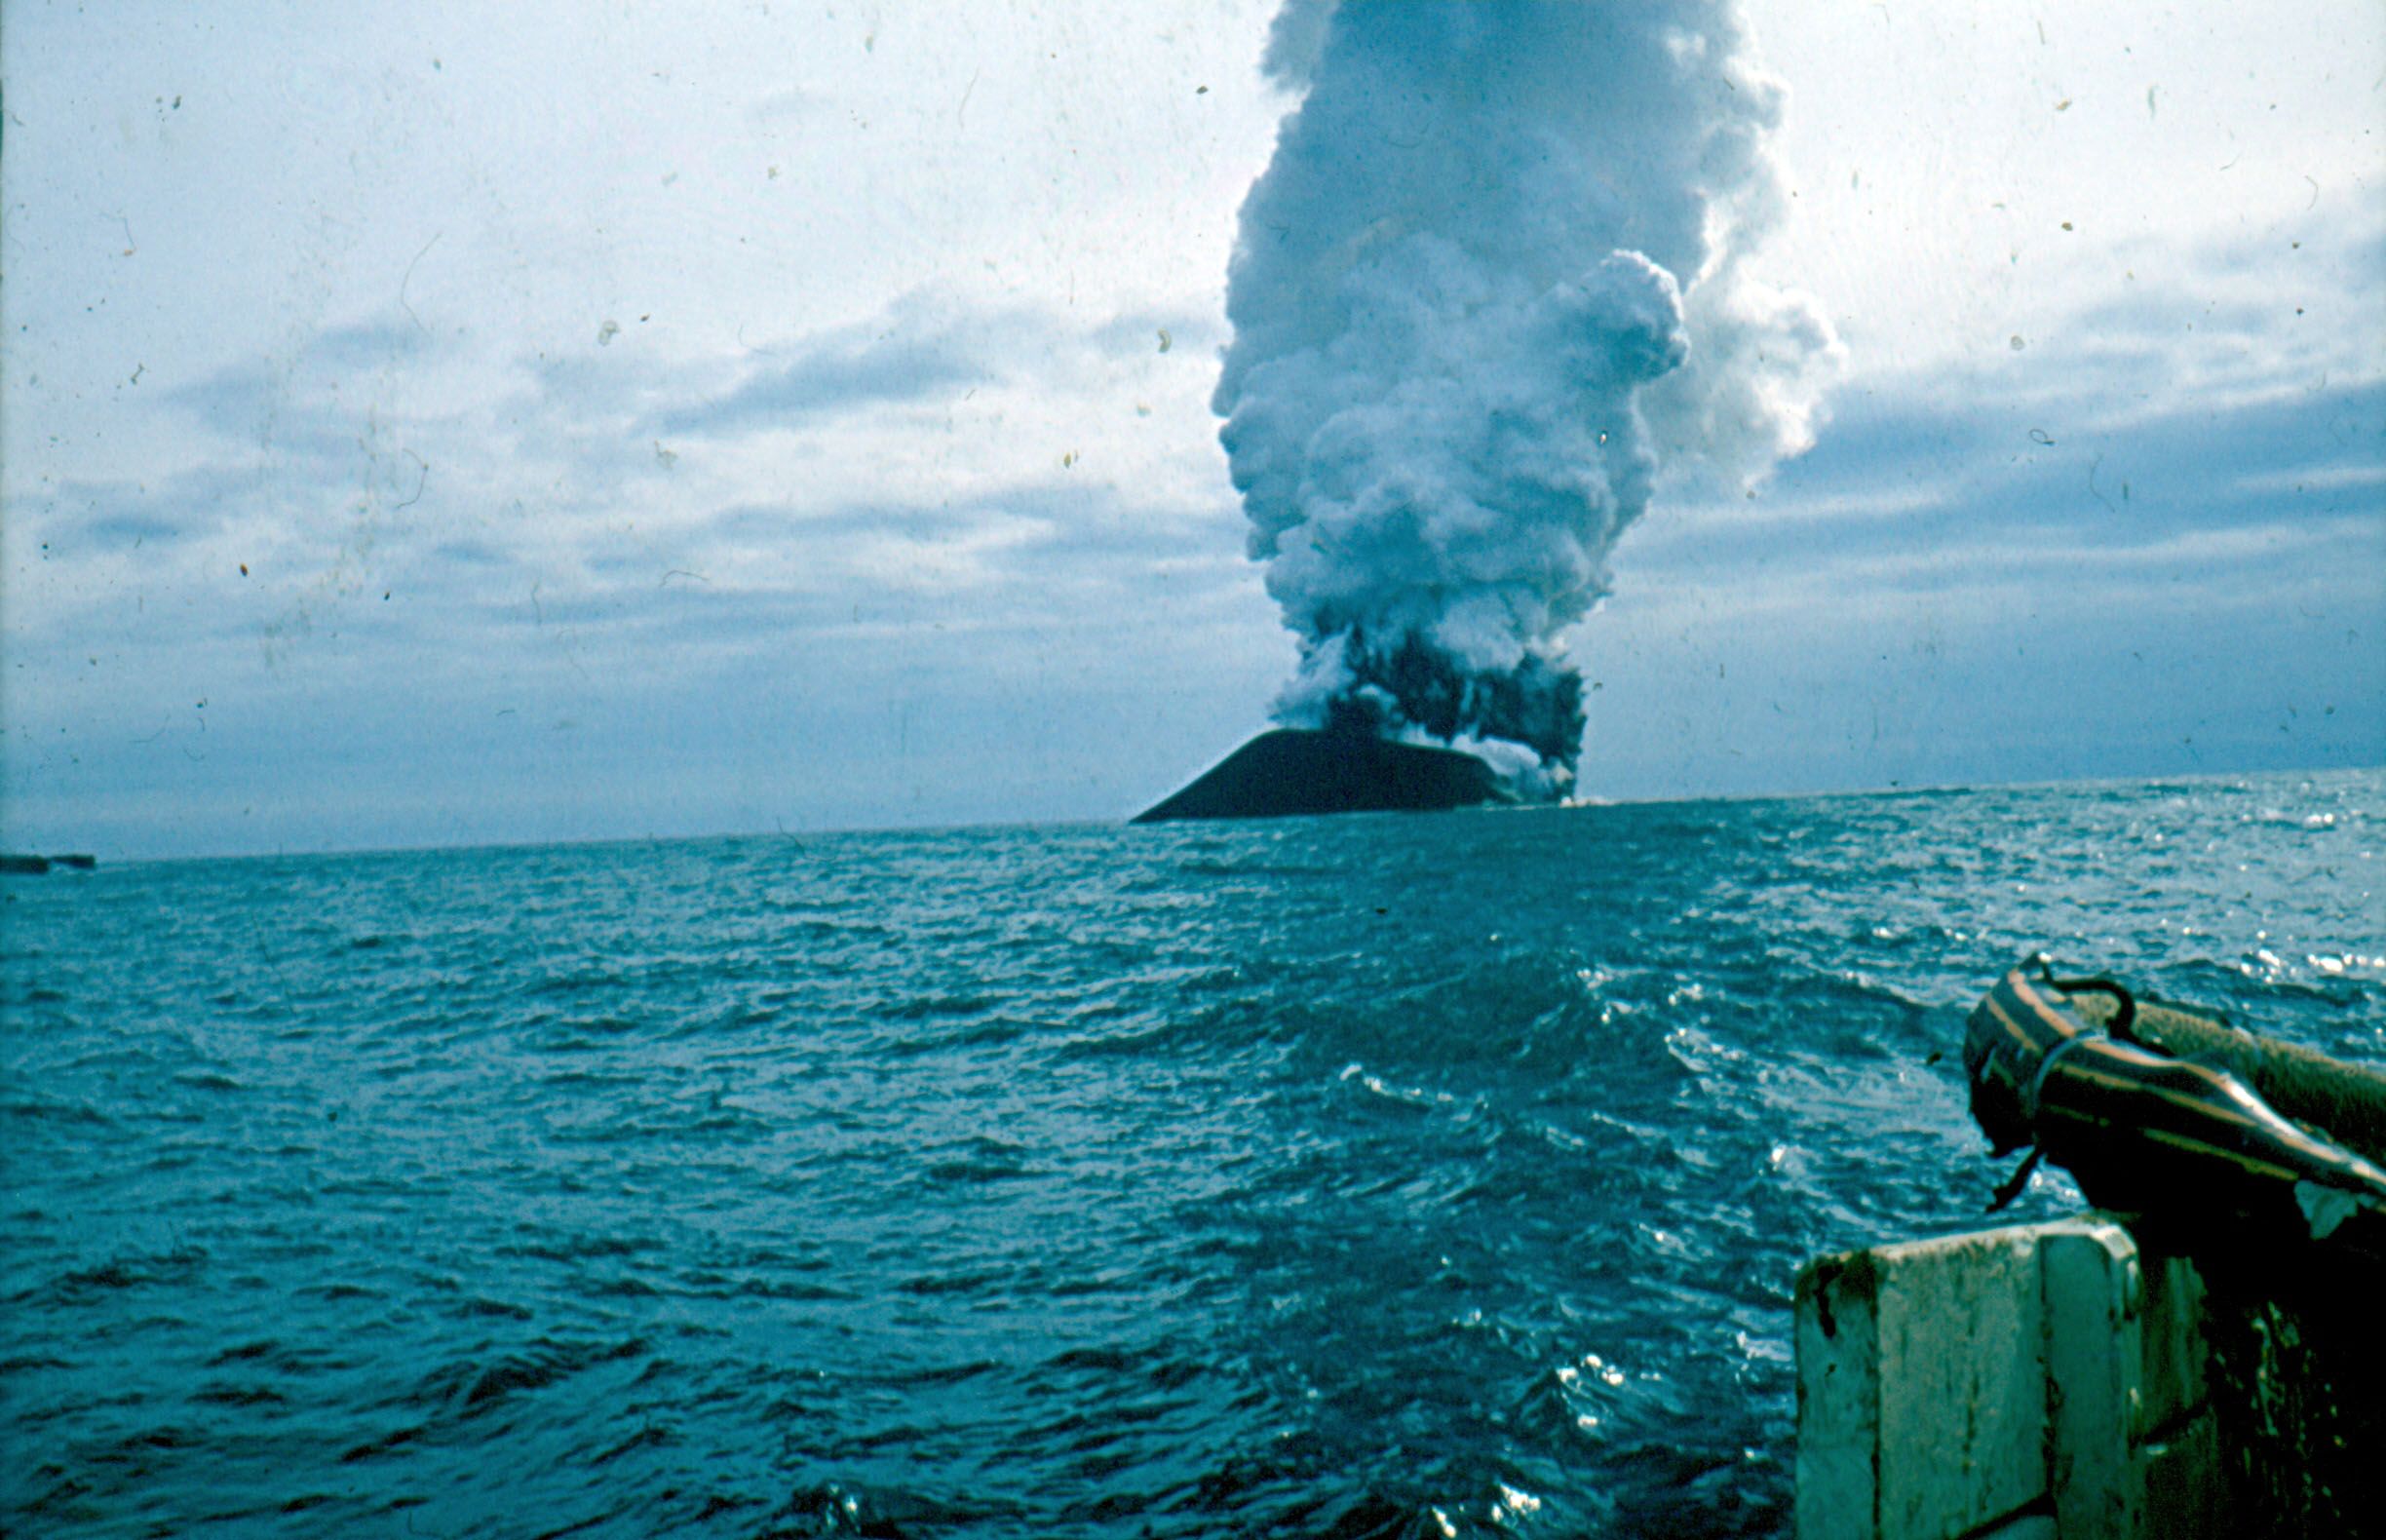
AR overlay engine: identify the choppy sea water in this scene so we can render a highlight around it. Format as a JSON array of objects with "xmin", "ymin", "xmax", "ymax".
[{"xmin": 4, "ymin": 770, "xmax": 2380, "ymax": 1538}]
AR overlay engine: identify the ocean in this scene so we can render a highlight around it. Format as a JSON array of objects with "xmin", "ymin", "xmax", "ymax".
[{"xmin": 4, "ymin": 770, "xmax": 2380, "ymax": 1538}]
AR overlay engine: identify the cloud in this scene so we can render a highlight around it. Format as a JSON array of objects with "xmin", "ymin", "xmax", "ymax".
[
  {"xmin": 746, "ymin": 86, "xmax": 824, "ymax": 125},
  {"xmin": 654, "ymin": 336, "xmax": 981, "ymax": 436},
  {"xmin": 162, "ymin": 363, "xmax": 371, "ymax": 462},
  {"xmin": 1625, "ymin": 378, "xmax": 2384, "ymax": 610},
  {"xmin": 303, "ymin": 319, "xmax": 434, "ymax": 372},
  {"xmin": 35, "ymin": 469, "xmax": 248, "ymax": 553},
  {"xmin": 428, "ymin": 537, "xmax": 516, "ymax": 568},
  {"xmin": 1626, "ymin": 201, "xmax": 2384, "ymax": 580},
  {"xmin": 16, "ymin": 165, "xmax": 2368, "ymax": 858},
  {"xmin": 2231, "ymin": 464, "xmax": 2386, "ymax": 499},
  {"xmin": 1085, "ymin": 307, "xmax": 1223, "ymax": 358},
  {"xmin": 5, "ymin": 273, "xmax": 1250, "ymax": 774},
  {"xmin": 652, "ymin": 308, "xmax": 999, "ymax": 439},
  {"xmin": 637, "ymin": 291, "xmax": 1215, "ymax": 447},
  {"xmin": 158, "ymin": 312, "xmax": 443, "ymax": 455},
  {"xmin": 1557, "ymin": 212, "xmax": 2385, "ymax": 799},
  {"xmin": 652, "ymin": 480, "xmax": 1243, "ymax": 634}
]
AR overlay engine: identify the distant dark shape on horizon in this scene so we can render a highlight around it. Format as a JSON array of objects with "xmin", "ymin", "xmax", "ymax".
[
  {"xmin": 1132, "ymin": 728, "xmax": 1517, "ymax": 825},
  {"xmin": 1, "ymin": 853, "xmax": 95, "ymax": 875}
]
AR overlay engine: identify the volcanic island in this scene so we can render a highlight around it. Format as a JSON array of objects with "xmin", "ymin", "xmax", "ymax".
[{"xmin": 1131, "ymin": 727, "xmax": 1516, "ymax": 824}]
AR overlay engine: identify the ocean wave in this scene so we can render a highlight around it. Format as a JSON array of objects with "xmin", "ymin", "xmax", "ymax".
[{"xmin": 3, "ymin": 766, "xmax": 2376, "ymax": 1537}]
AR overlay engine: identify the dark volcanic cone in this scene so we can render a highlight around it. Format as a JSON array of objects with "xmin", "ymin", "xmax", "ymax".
[{"xmin": 1132, "ymin": 728, "xmax": 1516, "ymax": 825}]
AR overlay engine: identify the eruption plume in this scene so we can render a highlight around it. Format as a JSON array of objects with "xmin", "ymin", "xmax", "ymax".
[{"xmin": 1216, "ymin": 0, "xmax": 1836, "ymax": 794}]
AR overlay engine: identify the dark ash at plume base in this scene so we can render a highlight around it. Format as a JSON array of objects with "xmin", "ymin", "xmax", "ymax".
[
  {"xmin": 1132, "ymin": 727, "xmax": 1516, "ymax": 824},
  {"xmin": 1323, "ymin": 631, "xmax": 1585, "ymax": 782}
]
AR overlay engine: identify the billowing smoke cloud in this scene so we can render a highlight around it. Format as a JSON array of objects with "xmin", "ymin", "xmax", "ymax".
[{"xmin": 1216, "ymin": 1, "xmax": 1836, "ymax": 793}]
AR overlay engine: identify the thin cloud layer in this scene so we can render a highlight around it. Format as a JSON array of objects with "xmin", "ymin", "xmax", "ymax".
[
  {"xmin": 1, "ymin": 276, "xmax": 1266, "ymax": 854},
  {"xmin": 1583, "ymin": 216, "xmax": 2383, "ymax": 798},
  {"xmin": 654, "ymin": 328, "xmax": 990, "ymax": 439}
]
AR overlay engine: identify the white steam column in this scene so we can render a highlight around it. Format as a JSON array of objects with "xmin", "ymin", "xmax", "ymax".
[{"xmin": 1215, "ymin": 0, "xmax": 1837, "ymax": 796}]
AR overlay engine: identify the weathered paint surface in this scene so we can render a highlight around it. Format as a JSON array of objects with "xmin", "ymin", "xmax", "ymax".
[{"xmin": 1794, "ymin": 1216, "xmax": 2217, "ymax": 1540}]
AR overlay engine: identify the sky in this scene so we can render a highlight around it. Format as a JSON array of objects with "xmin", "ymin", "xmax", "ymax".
[{"xmin": 3, "ymin": 1, "xmax": 2381, "ymax": 860}]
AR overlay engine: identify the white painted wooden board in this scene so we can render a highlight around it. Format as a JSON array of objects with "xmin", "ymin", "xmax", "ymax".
[{"xmin": 1793, "ymin": 1216, "xmax": 2215, "ymax": 1539}]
